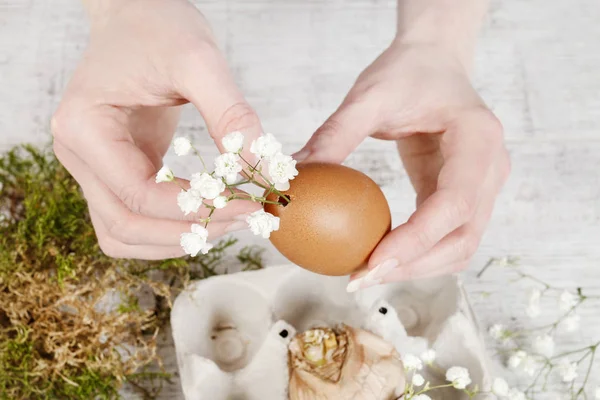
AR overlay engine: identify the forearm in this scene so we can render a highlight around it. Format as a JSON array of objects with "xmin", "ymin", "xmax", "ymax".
[{"xmin": 395, "ymin": 0, "xmax": 489, "ymax": 72}]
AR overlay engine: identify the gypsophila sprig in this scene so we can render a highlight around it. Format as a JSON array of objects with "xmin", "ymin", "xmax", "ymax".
[
  {"xmin": 180, "ymin": 224, "xmax": 213, "ymax": 256},
  {"xmin": 479, "ymin": 256, "xmax": 600, "ymax": 399},
  {"xmin": 399, "ymin": 352, "xmax": 484, "ymax": 400},
  {"xmin": 492, "ymin": 377, "xmax": 509, "ymax": 396},
  {"xmin": 446, "ymin": 366, "xmax": 472, "ymax": 389},
  {"xmin": 155, "ymin": 165, "xmax": 174, "ymax": 183},
  {"xmin": 246, "ymin": 209, "xmax": 280, "ymax": 239},
  {"xmin": 173, "ymin": 137, "xmax": 193, "ymax": 156},
  {"xmin": 222, "ymin": 131, "xmax": 244, "ymax": 153},
  {"xmin": 420, "ymin": 349, "xmax": 436, "ymax": 364},
  {"xmin": 403, "ymin": 354, "xmax": 423, "ymax": 371},
  {"xmin": 157, "ymin": 131, "xmax": 297, "ymax": 256}
]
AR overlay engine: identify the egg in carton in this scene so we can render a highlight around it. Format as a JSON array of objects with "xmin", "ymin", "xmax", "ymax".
[{"xmin": 171, "ymin": 264, "xmax": 493, "ymax": 400}]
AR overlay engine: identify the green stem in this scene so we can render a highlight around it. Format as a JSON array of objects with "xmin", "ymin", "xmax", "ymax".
[
  {"xmin": 228, "ymin": 193, "xmax": 282, "ymax": 205},
  {"xmin": 576, "ymin": 346, "xmax": 596, "ymax": 398},
  {"xmin": 551, "ymin": 342, "xmax": 599, "ymax": 360},
  {"xmin": 514, "ymin": 298, "xmax": 585, "ymax": 336},
  {"xmin": 476, "ymin": 258, "xmax": 495, "ymax": 278},
  {"xmin": 238, "ymin": 154, "xmax": 291, "ymax": 203},
  {"xmin": 525, "ymin": 361, "xmax": 550, "ymax": 394},
  {"xmin": 515, "ymin": 271, "xmax": 552, "ymax": 291},
  {"xmin": 191, "ymin": 146, "xmax": 208, "ymax": 171},
  {"xmin": 171, "ymin": 180, "xmax": 187, "ymax": 191},
  {"xmin": 412, "ymin": 383, "xmax": 455, "ymax": 396}
]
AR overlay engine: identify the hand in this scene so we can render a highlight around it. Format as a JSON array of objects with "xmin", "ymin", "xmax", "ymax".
[
  {"xmin": 52, "ymin": 0, "xmax": 262, "ymax": 260},
  {"xmin": 295, "ymin": 43, "xmax": 510, "ymax": 288}
]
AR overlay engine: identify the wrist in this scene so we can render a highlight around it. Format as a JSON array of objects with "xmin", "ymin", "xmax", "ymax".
[{"xmin": 394, "ymin": 0, "xmax": 488, "ymax": 74}]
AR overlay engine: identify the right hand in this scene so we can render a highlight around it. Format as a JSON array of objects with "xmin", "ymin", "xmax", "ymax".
[{"xmin": 52, "ymin": 0, "xmax": 262, "ymax": 260}]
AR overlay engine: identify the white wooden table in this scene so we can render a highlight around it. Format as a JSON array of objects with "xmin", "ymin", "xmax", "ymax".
[{"xmin": 1, "ymin": 1, "xmax": 599, "ymax": 398}]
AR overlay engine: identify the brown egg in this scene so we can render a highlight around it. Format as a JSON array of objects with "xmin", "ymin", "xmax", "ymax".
[{"xmin": 264, "ymin": 162, "xmax": 391, "ymax": 276}]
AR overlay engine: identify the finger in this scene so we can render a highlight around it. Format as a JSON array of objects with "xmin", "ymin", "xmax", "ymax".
[
  {"xmin": 54, "ymin": 142, "xmax": 251, "ymax": 246},
  {"xmin": 368, "ymin": 110, "xmax": 504, "ymax": 268},
  {"xmin": 365, "ymin": 149, "xmax": 507, "ymax": 285},
  {"xmin": 53, "ymin": 139, "xmax": 254, "ymax": 223},
  {"xmin": 174, "ymin": 47, "xmax": 264, "ymax": 163},
  {"xmin": 52, "ymin": 105, "xmax": 196, "ymax": 220},
  {"xmin": 293, "ymin": 99, "xmax": 381, "ymax": 164},
  {"xmin": 89, "ymin": 209, "xmax": 187, "ymax": 260},
  {"xmin": 52, "ymin": 112, "xmax": 260, "ymax": 221}
]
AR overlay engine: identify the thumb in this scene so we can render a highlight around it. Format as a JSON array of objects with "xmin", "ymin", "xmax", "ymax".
[
  {"xmin": 294, "ymin": 100, "xmax": 379, "ymax": 164},
  {"xmin": 176, "ymin": 47, "xmax": 263, "ymax": 161}
]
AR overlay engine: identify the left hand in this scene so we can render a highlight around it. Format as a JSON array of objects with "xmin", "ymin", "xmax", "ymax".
[{"xmin": 294, "ymin": 42, "xmax": 510, "ymax": 290}]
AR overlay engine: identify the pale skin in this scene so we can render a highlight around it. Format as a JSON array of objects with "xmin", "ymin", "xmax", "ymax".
[{"xmin": 52, "ymin": 0, "xmax": 510, "ymax": 288}]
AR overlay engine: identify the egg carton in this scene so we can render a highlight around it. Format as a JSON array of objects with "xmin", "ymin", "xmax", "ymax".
[{"xmin": 171, "ymin": 264, "xmax": 494, "ymax": 400}]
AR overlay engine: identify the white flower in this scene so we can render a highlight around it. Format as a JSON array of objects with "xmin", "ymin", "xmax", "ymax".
[
  {"xmin": 562, "ymin": 314, "xmax": 581, "ymax": 332},
  {"xmin": 491, "ymin": 377, "xmax": 509, "ymax": 396},
  {"xmin": 177, "ymin": 189, "xmax": 203, "ymax": 215},
  {"xmin": 420, "ymin": 349, "xmax": 436, "ymax": 364},
  {"xmin": 222, "ymin": 131, "xmax": 245, "ymax": 153},
  {"xmin": 246, "ymin": 209, "xmax": 280, "ymax": 239},
  {"xmin": 412, "ymin": 374, "xmax": 425, "ymax": 387},
  {"xmin": 595, "ymin": 385, "xmax": 600, "ymax": 399},
  {"xmin": 180, "ymin": 224, "xmax": 213, "ymax": 256},
  {"xmin": 532, "ymin": 334, "xmax": 555, "ymax": 357},
  {"xmin": 213, "ymin": 196, "xmax": 228, "ymax": 209},
  {"xmin": 445, "ymin": 366, "xmax": 471, "ymax": 389},
  {"xmin": 173, "ymin": 137, "xmax": 192, "ymax": 156},
  {"xmin": 557, "ymin": 358, "xmax": 578, "ymax": 382},
  {"xmin": 155, "ymin": 165, "xmax": 174, "ymax": 183},
  {"xmin": 402, "ymin": 354, "xmax": 423, "ymax": 371},
  {"xmin": 214, "ymin": 153, "xmax": 242, "ymax": 184},
  {"xmin": 413, "ymin": 395, "xmax": 431, "ymax": 400},
  {"xmin": 508, "ymin": 350, "xmax": 527, "ymax": 369},
  {"xmin": 526, "ymin": 288, "xmax": 542, "ymax": 318},
  {"xmin": 559, "ymin": 290, "xmax": 578, "ymax": 312},
  {"xmin": 507, "ymin": 388, "xmax": 526, "ymax": 400},
  {"xmin": 489, "ymin": 324, "xmax": 506, "ymax": 341},
  {"xmin": 522, "ymin": 355, "xmax": 538, "ymax": 376},
  {"xmin": 190, "ymin": 172, "xmax": 225, "ymax": 200},
  {"xmin": 250, "ymin": 133, "xmax": 282, "ymax": 159},
  {"xmin": 268, "ymin": 152, "xmax": 298, "ymax": 190}
]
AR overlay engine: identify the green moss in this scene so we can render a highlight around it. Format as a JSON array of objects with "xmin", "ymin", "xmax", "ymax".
[{"xmin": 0, "ymin": 144, "xmax": 265, "ymax": 400}]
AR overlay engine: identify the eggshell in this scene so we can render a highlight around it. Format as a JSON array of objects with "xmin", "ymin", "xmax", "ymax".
[{"xmin": 264, "ymin": 163, "xmax": 391, "ymax": 276}]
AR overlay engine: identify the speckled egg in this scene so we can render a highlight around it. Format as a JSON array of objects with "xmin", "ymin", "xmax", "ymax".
[{"xmin": 264, "ymin": 162, "xmax": 391, "ymax": 276}]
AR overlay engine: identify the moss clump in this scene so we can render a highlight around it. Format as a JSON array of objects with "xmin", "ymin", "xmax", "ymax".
[{"xmin": 0, "ymin": 144, "xmax": 263, "ymax": 399}]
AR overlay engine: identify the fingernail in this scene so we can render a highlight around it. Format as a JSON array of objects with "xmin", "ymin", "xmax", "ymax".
[
  {"xmin": 368, "ymin": 259, "xmax": 399, "ymax": 280},
  {"xmin": 233, "ymin": 213, "xmax": 252, "ymax": 222},
  {"xmin": 292, "ymin": 149, "xmax": 310, "ymax": 162},
  {"xmin": 346, "ymin": 272, "xmax": 384, "ymax": 293},
  {"xmin": 225, "ymin": 221, "xmax": 248, "ymax": 233},
  {"xmin": 346, "ymin": 279, "xmax": 362, "ymax": 293}
]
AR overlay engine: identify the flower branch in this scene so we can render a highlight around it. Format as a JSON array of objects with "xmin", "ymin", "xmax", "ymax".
[
  {"xmin": 481, "ymin": 257, "xmax": 600, "ymax": 399},
  {"xmin": 155, "ymin": 131, "xmax": 298, "ymax": 256}
]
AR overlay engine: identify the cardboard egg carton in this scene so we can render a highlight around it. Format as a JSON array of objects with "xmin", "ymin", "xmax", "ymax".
[{"xmin": 171, "ymin": 264, "xmax": 493, "ymax": 400}]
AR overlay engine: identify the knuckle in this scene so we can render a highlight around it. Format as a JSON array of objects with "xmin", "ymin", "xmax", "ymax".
[
  {"xmin": 316, "ymin": 117, "xmax": 345, "ymax": 140},
  {"xmin": 478, "ymin": 109, "xmax": 505, "ymax": 144},
  {"xmin": 446, "ymin": 190, "xmax": 478, "ymax": 222},
  {"xmin": 216, "ymin": 102, "xmax": 261, "ymax": 137},
  {"xmin": 406, "ymin": 218, "xmax": 436, "ymax": 252},
  {"xmin": 96, "ymin": 236, "xmax": 125, "ymax": 259},
  {"xmin": 118, "ymin": 184, "xmax": 148, "ymax": 215},
  {"xmin": 51, "ymin": 100, "xmax": 84, "ymax": 142},
  {"xmin": 52, "ymin": 140, "xmax": 66, "ymax": 163}
]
